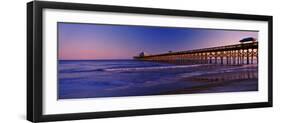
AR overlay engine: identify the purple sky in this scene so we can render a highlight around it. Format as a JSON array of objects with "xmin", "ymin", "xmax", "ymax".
[{"xmin": 58, "ymin": 23, "xmax": 258, "ymax": 60}]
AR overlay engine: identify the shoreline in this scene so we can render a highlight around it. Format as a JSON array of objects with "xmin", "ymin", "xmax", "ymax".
[
  {"xmin": 160, "ymin": 68, "xmax": 258, "ymax": 95},
  {"xmin": 161, "ymin": 79, "xmax": 258, "ymax": 95}
]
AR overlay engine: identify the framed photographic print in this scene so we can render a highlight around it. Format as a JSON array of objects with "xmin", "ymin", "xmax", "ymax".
[{"xmin": 27, "ymin": 1, "xmax": 273, "ymax": 122}]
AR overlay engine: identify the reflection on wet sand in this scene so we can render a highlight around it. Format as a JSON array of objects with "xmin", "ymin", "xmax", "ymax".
[{"xmin": 163, "ymin": 65, "xmax": 258, "ymax": 94}]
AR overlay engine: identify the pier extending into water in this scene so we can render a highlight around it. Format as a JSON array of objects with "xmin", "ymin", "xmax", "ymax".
[{"xmin": 134, "ymin": 42, "xmax": 258, "ymax": 65}]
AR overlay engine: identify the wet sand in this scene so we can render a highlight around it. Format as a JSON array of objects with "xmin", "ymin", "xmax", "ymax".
[{"xmin": 161, "ymin": 65, "xmax": 258, "ymax": 95}]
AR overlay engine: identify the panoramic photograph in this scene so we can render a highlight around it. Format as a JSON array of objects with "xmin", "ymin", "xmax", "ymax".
[{"xmin": 58, "ymin": 22, "xmax": 258, "ymax": 99}]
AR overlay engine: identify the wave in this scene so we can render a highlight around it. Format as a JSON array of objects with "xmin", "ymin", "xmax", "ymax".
[
  {"xmin": 179, "ymin": 64, "xmax": 257, "ymax": 78},
  {"xmin": 61, "ymin": 64, "xmax": 257, "ymax": 73},
  {"xmin": 103, "ymin": 64, "xmax": 208, "ymax": 72}
]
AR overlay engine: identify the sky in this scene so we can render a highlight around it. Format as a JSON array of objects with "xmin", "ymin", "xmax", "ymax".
[{"xmin": 58, "ymin": 22, "xmax": 258, "ymax": 60}]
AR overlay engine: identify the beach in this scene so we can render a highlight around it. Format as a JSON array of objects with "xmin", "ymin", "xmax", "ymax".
[{"xmin": 163, "ymin": 68, "xmax": 258, "ymax": 94}]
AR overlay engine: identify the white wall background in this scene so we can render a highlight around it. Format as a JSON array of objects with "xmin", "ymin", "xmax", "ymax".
[{"xmin": 0, "ymin": 0, "xmax": 280, "ymax": 123}]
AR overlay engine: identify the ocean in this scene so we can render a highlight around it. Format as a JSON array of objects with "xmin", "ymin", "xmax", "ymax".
[{"xmin": 58, "ymin": 60, "xmax": 258, "ymax": 99}]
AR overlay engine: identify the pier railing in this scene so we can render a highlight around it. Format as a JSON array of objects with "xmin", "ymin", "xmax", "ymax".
[{"xmin": 134, "ymin": 42, "xmax": 258, "ymax": 65}]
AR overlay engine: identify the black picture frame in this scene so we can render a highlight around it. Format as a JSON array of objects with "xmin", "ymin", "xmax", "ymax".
[{"xmin": 27, "ymin": 1, "xmax": 273, "ymax": 122}]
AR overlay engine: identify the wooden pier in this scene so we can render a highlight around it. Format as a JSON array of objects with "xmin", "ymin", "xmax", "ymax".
[{"xmin": 134, "ymin": 42, "xmax": 258, "ymax": 65}]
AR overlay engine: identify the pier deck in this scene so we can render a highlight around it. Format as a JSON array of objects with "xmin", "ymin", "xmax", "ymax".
[{"xmin": 134, "ymin": 42, "xmax": 258, "ymax": 65}]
